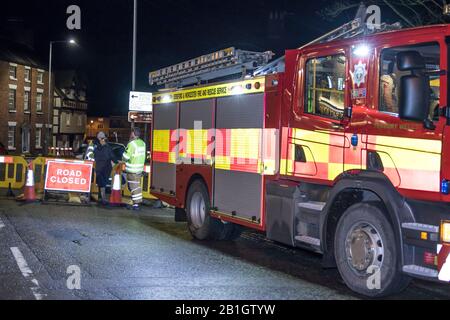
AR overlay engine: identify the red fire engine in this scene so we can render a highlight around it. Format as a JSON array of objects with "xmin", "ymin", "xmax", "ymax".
[{"xmin": 149, "ymin": 18, "xmax": 450, "ymax": 297}]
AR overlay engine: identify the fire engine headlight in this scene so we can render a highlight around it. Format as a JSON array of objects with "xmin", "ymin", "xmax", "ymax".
[{"xmin": 442, "ymin": 221, "xmax": 450, "ymax": 243}]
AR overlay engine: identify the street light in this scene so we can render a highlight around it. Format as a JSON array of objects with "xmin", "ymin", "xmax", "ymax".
[{"xmin": 45, "ymin": 39, "xmax": 77, "ymax": 155}]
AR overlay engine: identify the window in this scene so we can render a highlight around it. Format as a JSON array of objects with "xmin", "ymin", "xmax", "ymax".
[
  {"xmin": 36, "ymin": 94, "xmax": 43, "ymax": 112},
  {"xmin": 35, "ymin": 128, "xmax": 42, "ymax": 148},
  {"xmin": 22, "ymin": 128, "xmax": 30, "ymax": 153},
  {"xmin": 24, "ymin": 68, "xmax": 31, "ymax": 82},
  {"xmin": 8, "ymin": 89, "xmax": 16, "ymax": 111},
  {"xmin": 66, "ymin": 113, "xmax": 71, "ymax": 126},
  {"xmin": 379, "ymin": 43, "xmax": 440, "ymax": 118},
  {"xmin": 9, "ymin": 65, "xmax": 17, "ymax": 79},
  {"xmin": 77, "ymin": 114, "xmax": 83, "ymax": 127},
  {"xmin": 37, "ymin": 71, "xmax": 44, "ymax": 84},
  {"xmin": 305, "ymin": 54, "xmax": 346, "ymax": 120},
  {"xmin": 24, "ymin": 90, "xmax": 30, "ymax": 112},
  {"xmin": 8, "ymin": 126, "xmax": 15, "ymax": 149}
]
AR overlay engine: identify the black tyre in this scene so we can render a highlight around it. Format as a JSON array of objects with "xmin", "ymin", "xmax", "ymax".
[
  {"xmin": 334, "ymin": 202, "xmax": 411, "ymax": 298},
  {"xmin": 186, "ymin": 180, "xmax": 241, "ymax": 241}
]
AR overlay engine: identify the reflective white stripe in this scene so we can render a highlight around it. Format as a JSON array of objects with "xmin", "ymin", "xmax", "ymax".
[
  {"xmin": 126, "ymin": 163, "xmax": 144, "ymax": 167},
  {"xmin": 126, "ymin": 170, "xmax": 143, "ymax": 174},
  {"xmin": 25, "ymin": 170, "xmax": 34, "ymax": 187},
  {"xmin": 10, "ymin": 247, "xmax": 46, "ymax": 300},
  {"xmin": 123, "ymin": 154, "xmax": 131, "ymax": 160},
  {"xmin": 439, "ymin": 255, "xmax": 450, "ymax": 282},
  {"xmin": 112, "ymin": 174, "xmax": 121, "ymax": 190}
]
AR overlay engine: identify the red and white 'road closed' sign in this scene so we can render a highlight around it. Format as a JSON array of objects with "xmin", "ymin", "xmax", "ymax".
[{"xmin": 44, "ymin": 160, "xmax": 94, "ymax": 193}]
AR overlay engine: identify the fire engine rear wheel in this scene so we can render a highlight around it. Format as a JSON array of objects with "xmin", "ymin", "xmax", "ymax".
[
  {"xmin": 186, "ymin": 180, "xmax": 241, "ymax": 241},
  {"xmin": 334, "ymin": 202, "xmax": 411, "ymax": 298}
]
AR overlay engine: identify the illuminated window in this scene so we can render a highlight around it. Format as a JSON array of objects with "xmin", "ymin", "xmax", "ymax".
[{"xmin": 305, "ymin": 54, "xmax": 346, "ymax": 120}]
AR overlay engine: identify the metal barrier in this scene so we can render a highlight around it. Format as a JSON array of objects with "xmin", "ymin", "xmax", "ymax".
[
  {"xmin": 0, "ymin": 156, "xmax": 28, "ymax": 190},
  {"xmin": 33, "ymin": 156, "xmax": 97, "ymax": 195},
  {"xmin": 31, "ymin": 157, "xmax": 155, "ymax": 201}
]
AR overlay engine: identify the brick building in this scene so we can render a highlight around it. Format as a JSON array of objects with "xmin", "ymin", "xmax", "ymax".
[
  {"xmin": 0, "ymin": 38, "xmax": 51, "ymax": 156},
  {"xmin": 53, "ymin": 70, "xmax": 88, "ymax": 152}
]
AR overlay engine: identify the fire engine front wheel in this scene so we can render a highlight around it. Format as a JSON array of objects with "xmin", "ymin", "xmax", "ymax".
[
  {"xmin": 334, "ymin": 203, "xmax": 411, "ymax": 298},
  {"xmin": 186, "ymin": 180, "xmax": 241, "ymax": 241}
]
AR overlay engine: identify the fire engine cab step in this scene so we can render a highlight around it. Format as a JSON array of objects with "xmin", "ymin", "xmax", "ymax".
[
  {"xmin": 297, "ymin": 201, "xmax": 326, "ymax": 211},
  {"xmin": 402, "ymin": 265, "xmax": 438, "ymax": 278},
  {"xmin": 294, "ymin": 235, "xmax": 321, "ymax": 247}
]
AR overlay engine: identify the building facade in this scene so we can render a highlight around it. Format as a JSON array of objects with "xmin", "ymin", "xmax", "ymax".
[
  {"xmin": 0, "ymin": 40, "xmax": 51, "ymax": 156},
  {"xmin": 86, "ymin": 117, "xmax": 110, "ymax": 140},
  {"xmin": 52, "ymin": 70, "xmax": 88, "ymax": 152},
  {"xmin": 87, "ymin": 116, "xmax": 146, "ymax": 146}
]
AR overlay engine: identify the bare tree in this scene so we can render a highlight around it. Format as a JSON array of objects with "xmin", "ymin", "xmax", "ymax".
[{"xmin": 318, "ymin": 0, "xmax": 448, "ymax": 27}]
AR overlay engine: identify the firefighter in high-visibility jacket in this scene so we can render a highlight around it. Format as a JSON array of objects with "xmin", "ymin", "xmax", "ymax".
[{"xmin": 122, "ymin": 127, "xmax": 146, "ymax": 210}]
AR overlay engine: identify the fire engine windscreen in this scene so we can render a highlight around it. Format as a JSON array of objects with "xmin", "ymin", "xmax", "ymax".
[
  {"xmin": 380, "ymin": 43, "xmax": 440, "ymax": 120},
  {"xmin": 305, "ymin": 54, "xmax": 346, "ymax": 121}
]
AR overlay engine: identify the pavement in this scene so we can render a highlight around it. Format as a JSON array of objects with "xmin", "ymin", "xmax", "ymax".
[{"xmin": 0, "ymin": 199, "xmax": 449, "ymax": 300}]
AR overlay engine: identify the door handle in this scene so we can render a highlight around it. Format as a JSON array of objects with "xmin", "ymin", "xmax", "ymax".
[{"xmin": 332, "ymin": 123, "xmax": 344, "ymax": 130}]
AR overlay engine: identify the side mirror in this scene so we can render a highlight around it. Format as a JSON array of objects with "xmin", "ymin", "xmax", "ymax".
[{"xmin": 397, "ymin": 51, "xmax": 430, "ymax": 122}]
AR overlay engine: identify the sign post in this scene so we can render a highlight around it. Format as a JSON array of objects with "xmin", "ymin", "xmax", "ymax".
[
  {"xmin": 129, "ymin": 91, "xmax": 153, "ymax": 112},
  {"xmin": 129, "ymin": 91, "xmax": 153, "ymax": 153}
]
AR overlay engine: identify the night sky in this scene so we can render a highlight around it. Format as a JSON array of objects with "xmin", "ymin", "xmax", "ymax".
[{"xmin": 0, "ymin": 0, "xmax": 387, "ymax": 116}]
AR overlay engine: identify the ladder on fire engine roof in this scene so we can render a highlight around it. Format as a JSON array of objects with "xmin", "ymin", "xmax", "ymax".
[{"xmin": 149, "ymin": 47, "xmax": 275, "ymax": 88}]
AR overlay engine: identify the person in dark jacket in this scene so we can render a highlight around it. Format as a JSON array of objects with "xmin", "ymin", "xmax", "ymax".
[{"xmin": 94, "ymin": 132, "xmax": 115, "ymax": 205}]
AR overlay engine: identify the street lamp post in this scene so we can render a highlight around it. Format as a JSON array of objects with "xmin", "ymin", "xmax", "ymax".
[
  {"xmin": 131, "ymin": 0, "xmax": 138, "ymax": 131},
  {"xmin": 45, "ymin": 39, "xmax": 76, "ymax": 155}
]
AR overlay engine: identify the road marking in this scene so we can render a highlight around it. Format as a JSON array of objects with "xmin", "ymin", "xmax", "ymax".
[
  {"xmin": 10, "ymin": 247, "xmax": 46, "ymax": 300},
  {"xmin": 0, "ymin": 217, "xmax": 4, "ymax": 229}
]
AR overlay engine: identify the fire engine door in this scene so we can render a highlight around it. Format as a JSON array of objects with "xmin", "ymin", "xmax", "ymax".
[
  {"xmin": 213, "ymin": 93, "xmax": 265, "ymax": 224},
  {"xmin": 151, "ymin": 102, "xmax": 178, "ymax": 196},
  {"xmin": 288, "ymin": 51, "xmax": 348, "ymax": 182},
  {"xmin": 362, "ymin": 41, "xmax": 444, "ymax": 193}
]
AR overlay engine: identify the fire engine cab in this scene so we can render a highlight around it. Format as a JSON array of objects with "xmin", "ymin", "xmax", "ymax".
[{"xmin": 149, "ymin": 18, "xmax": 450, "ymax": 297}]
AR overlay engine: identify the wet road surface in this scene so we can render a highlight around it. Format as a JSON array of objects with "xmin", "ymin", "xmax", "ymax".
[{"xmin": 0, "ymin": 200, "xmax": 449, "ymax": 300}]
